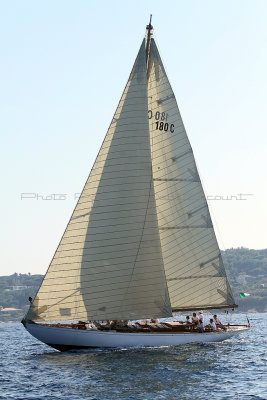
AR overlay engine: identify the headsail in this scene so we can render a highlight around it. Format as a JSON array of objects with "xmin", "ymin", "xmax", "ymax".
[
  {"xmin": 147, "ymin": 38, "xmax": 236, "ymax": 311},
  {"xmin": 26, "ymin": 39, "xmax": 172, "ymax": 322}
]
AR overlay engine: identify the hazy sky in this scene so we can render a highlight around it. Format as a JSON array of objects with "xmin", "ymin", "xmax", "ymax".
[{"xmin": 1, "ymin": 0, "xmax": 266, "ymax": 275}]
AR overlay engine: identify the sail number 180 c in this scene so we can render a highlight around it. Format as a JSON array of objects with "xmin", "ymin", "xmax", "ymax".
[{"xmin": 148, "ymin": 110, "xmax": 174, "ymax": 133}]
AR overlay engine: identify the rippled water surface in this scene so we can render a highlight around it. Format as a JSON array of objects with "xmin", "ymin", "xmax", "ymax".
[{"xmin": 0, "ymin": 314, "xmax": 266, "ymax": 399}]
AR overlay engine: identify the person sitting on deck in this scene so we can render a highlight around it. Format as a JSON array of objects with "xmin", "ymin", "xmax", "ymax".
[
  {"xmin": 85, "ymin": 321, "xmax": 97, "ymax": 330},
  {"xmin": 110, "ymin": 320, "xmax": 118, "ymax": 329},
  {"xmin": 116, "ymin": 320, "xmax": 128, "ymax": 328},
  {"xmin": 199, "ymin": 311, "xmax": 204, "ymax": 323},
  {"xmin": 185, "ymin": 315, "xmax": 191, "ymax": 324},
  {"xmin": 213, "ymin": 314, "xmax": 222, "ymax": 325},
  {"xmin": 209, "ymin": 318, "xmax": 217, "ymax": 331},
  {"xmin": 192, "ymin": 312, "xmax": 199, "ymax": 326},
  {"xmin": 198, "ymin": 318, "xmax": 204, "ymax": 333},
  {"xmin": 213, "ymin": 314, "xmax": 226, "ymax": 330}
]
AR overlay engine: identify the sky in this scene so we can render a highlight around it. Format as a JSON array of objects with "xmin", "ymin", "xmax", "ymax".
[{"xmin": 0, "ymin": 0, "xmax": 266, "ymax": 275}]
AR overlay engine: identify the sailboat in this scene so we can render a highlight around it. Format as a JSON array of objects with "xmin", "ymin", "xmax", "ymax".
[{"xmin": 22, "ymin": 18, "xmax": 250, "ymax": 351}]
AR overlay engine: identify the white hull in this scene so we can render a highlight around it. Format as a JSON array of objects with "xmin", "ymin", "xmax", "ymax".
[{"xmin": 24, "ymin": 322, "xmax": 249, "ymax": 351}]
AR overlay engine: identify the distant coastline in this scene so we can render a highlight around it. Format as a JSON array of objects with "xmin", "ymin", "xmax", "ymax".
[{"xmin": 1, "ymin": 248, "xmax": 266, "ymax": 322}]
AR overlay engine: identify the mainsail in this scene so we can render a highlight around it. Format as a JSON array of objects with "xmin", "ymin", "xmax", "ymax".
[
  {"xmin": 147, "ymin": 38, "xmax": 236, "ymax": 311},
  {"xmin": 26, "ymin": 29, "xmax": 236, "ymax": 323},
  {"xmin": 27, "ymin": 39, "xmax": 171, "ymax": 322}
]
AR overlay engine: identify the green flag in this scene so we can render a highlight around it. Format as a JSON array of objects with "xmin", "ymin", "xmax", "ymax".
[{"xmin": 239, "ymin": 292, "xmax": 250, "ymax": 298}]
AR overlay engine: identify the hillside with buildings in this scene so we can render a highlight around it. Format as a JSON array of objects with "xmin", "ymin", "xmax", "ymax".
[
  {"xmin": 0, "ymin": 248, "xmax": 266, "ymax": 322},
  {"xmin": 222, "ymin": 248, "xmax": 267, "ymax": 313},
  {"xmin": 0, "ymin": 273, "xmax": 43, "ymax": 322}
]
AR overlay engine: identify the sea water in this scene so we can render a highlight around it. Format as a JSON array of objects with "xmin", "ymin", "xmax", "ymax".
[{"xmin": 0, "ymin": 313, "xmax": 266, "ymax": 400}]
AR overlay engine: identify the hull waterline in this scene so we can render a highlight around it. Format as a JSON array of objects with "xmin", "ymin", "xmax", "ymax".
[{"xmin": 23, "ymin": 322, "xmax": 250, "ymax": 351}]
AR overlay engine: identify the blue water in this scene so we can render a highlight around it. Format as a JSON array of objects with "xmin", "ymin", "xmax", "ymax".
[{"xmin": 0, "ymin": 313, "xmax": 266, "ymax": 400}]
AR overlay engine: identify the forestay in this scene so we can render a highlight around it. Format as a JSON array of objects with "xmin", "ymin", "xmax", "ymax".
[
  {"xmin": 26, "ymin": 40, "xmax": 172, "ymax": 322},
  {"xmin": 147, "ymin": 38, "xmax": 236, "ymax": 311}
]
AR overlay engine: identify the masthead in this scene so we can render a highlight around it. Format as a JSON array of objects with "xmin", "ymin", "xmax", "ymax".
[{"xmin": 146, "ymin": 14, "xmax": 153, "ymax": 64}]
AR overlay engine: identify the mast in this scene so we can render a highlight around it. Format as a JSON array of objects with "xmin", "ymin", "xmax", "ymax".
[{"xmin": 145, "ymin": 15, "xmax": 153, "ymax": 65}]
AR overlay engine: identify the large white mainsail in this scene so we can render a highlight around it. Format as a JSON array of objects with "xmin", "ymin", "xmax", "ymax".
[
  {"xmin": 26, "ymin": 39, "xmax": 172, "ymax": 322},
  {"xmin": 147, "ymin": 38, "xmax": 236, "ymax": 311}
]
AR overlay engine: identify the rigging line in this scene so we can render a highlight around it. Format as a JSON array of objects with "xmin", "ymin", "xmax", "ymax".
[
  {"xmin": 151, "ymin": 143, "xmax": 193, "ymax": 163},
  {"xmin": 170, "ymin": 288, "xmax": 224, "ymax": 304},
  {"xmin": 152, "ymin": 150, "xmax": 194, "ymax": 168},
  {"xmin": 54, "ymin": 246, "xmax": 162, "ymax": 260},
  {"xmin": 152, "ymin": 202, "xmax": 208, "ymax": 221},
  {"xmin": 166, "ymin": 242, "xmax": 218, "ymax": 264},
  {"xmin": 46, "ymin": 264, "xmax": 163, "ymax": 280},
  {"xmin": 164, "ymin": 245, "xmax": 220, "ymax": 272},
  {"xmin": 62, "ymin": 227, "xmax": 158, "ymax": 241},
  {"xmin": 77, "ymin": 193, "xmax": 151, "ymax": 208},
  {"xmin": 170, "ymin": 282, "xmax": 223, "ymax": 302},
  {"xmin": 161, "ymin": 241, "xmax": 217, "ymax": 267},
  {"xmin": 153, "ymin": 239, "xmax": 216, "ymax": 268},
  {"xmin": 57, "ymin": 237, "xmax": 158, "ymax": 252},
  {"xmin": 47, "ymin": 256, "xmax": 161, "ymax": 274},
  {"xmin": 69, "ymin": 219, "xmax": 156, "ymax": 230},
  {"xmin": 57, "ymin": 243, "xmax": 161, "ymax": 256},
  {"xmin": 150, "ymin": 95, "xmax": 176, "ymax": 106},
  {"xmin": 43, "ymin": 268, "xmax": 165, "ymax": 285},
  {"xmin": 92, "ymin": 159, "xmax": 152, "ymax": 170},
  {"xmin": 36, "ymin": 295, "xmax": 165, "ymax": 316},
  {"xmin": 153, "ymin": 184, "xmax": 204, "ymax": 205},
  {"xmin": 155, "ymin": 204, "xmax": 209, "ymax": 222},
  {"xmin": 151, "ymin": 230, "xmax": 213, "ymax": 252},
  {"xmin": 153, "ymin": 180, "xmax": 203, "ymax": 202},
  {"xmin": 52, "ymin": 250, "xmax": 160, "ymax": 264},
  {"xmin": 165, "ymin": 250, "xmax": 219, "ymax": 276},
  {"xmin": 39, "ymin": 296, "xmax": 166, "ymax": 318},
  {"xmin": 87, "ymin": 178, "xmax": 157, "ymax": 190},
  {"xmin": 152, "ymin": 148, "xmax": 195, "ymax": 168},
  {"xmin": 42, "ymin": 276, "xmax": 166, "ymax": 295},
  {"xmin": 165, "ymin": 248, "xmax": 216, "ymax": 273},
  {"xmin": 41, "ymin": 281, "xmax": 167, "ymax": 304},
  {"xmin": 74, "ymin": 200, "xmax": 152, "ymax": 214},
  {"xmin": 72, "ymin": 204, "xmax": 154, "ymax": 220}
]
